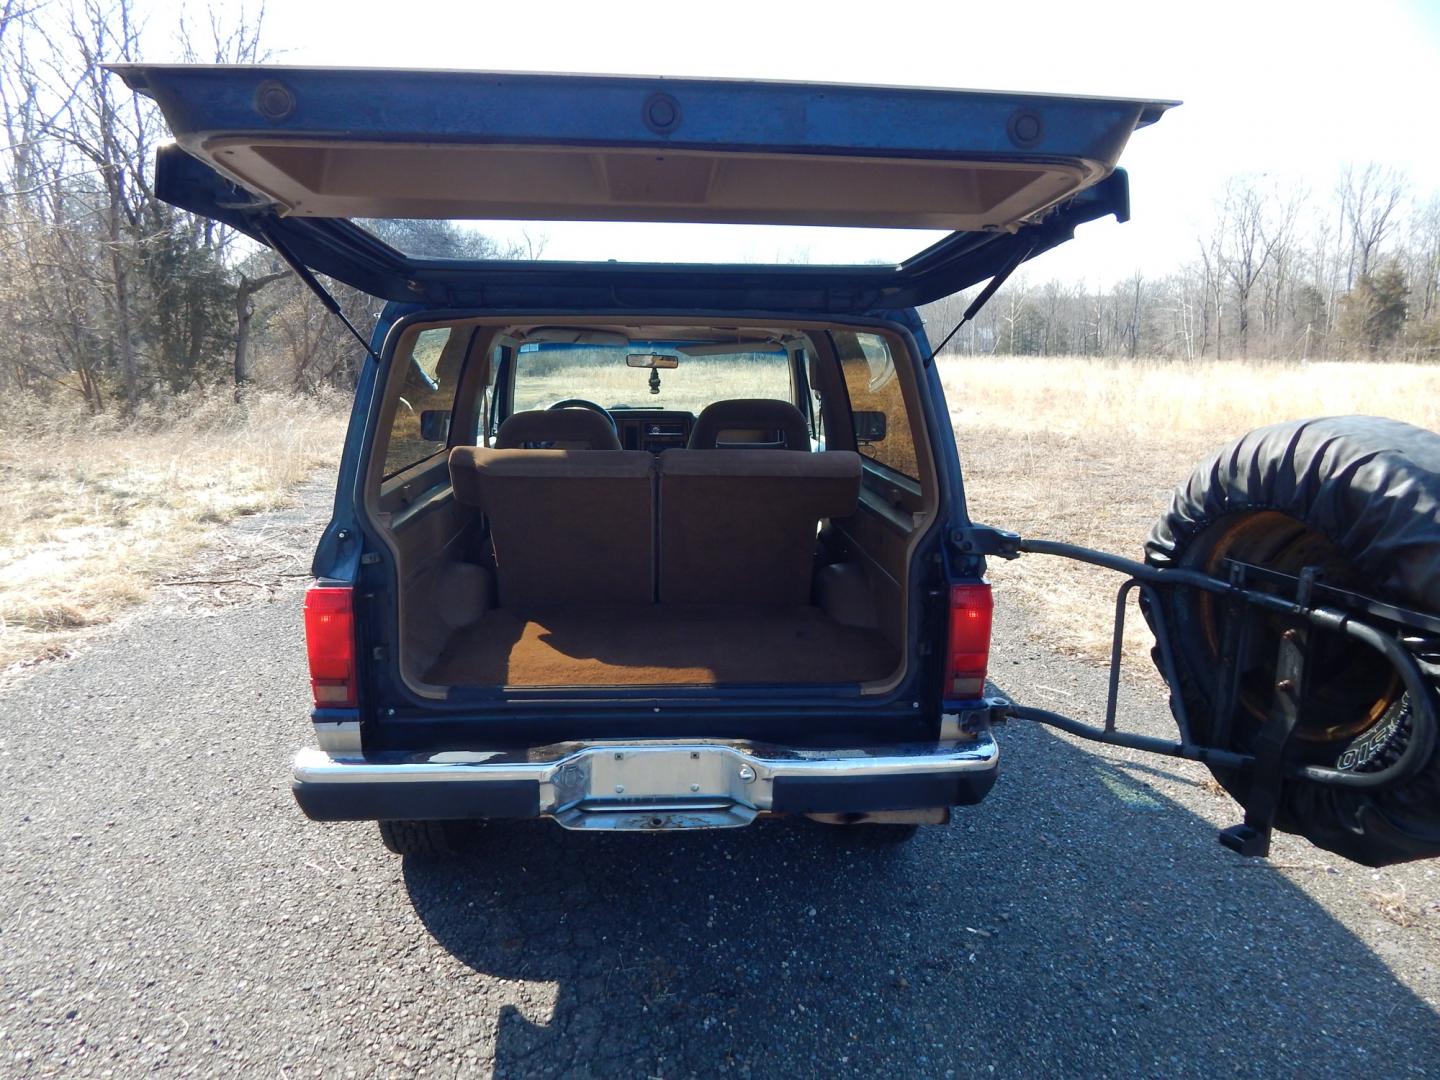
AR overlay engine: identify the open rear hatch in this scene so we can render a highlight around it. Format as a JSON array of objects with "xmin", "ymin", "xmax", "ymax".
[
  {"xmin": 111, "ymin": 65, "xmax": 1173, "ymax": 311},
  {"xmin": 120, "ymin": 66, "xmax": 1175, "ymax": 744}
]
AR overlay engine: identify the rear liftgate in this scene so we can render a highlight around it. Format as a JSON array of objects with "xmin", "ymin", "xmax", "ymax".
[{"xmin": 959, "ymin": 526, "xmax": 1439, "ymax": 859}]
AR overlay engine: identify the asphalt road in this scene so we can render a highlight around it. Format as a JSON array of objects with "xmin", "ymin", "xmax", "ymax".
[{"xmin": 3, "ymin": 480, "xmax": 1439, "ymax": 1077}]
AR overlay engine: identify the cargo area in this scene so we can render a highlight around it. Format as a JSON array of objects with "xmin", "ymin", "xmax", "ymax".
[
  {"xmin": 425, "ymin": 604, "xmax": 899, "ymax": 688},
  {"xmin": 367, "ymin": 317, "xmax": 936, "ymax": 697}
]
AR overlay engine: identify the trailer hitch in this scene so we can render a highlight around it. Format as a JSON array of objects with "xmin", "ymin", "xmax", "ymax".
[{"xmin": 986, "ymin": 534, "xmax": 1438, "ymax": 858}]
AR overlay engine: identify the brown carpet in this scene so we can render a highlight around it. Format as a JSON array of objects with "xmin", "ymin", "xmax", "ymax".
[{"xmin": 425, "ymin": 604, "xmax": 900, "ymax": 687}]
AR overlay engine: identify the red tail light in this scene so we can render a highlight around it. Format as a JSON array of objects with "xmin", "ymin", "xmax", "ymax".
[
  {"xmin": 946, "ymin": 583, "xmax": 993, "ymax": 700},
  {"xmin": 304, "ymin": 586, "xmax": 357, "ymax": 708}
]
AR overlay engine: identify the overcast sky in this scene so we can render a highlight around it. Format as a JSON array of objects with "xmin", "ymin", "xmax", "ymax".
[{"xmin": 132, "ymin": 0, "xmax": 1440, "ymax": 283}]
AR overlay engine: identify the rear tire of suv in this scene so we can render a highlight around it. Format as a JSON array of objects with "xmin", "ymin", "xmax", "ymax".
[
  {"xmin": 1146, "ymin": 416, "xmax": 1440, "ymax": 867},
  {"xmin": 377, "ymin": 819, "xmax": 471, "ymax": 857}
]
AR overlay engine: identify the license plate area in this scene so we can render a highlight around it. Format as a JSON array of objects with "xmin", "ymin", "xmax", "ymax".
[{"xmin": 546, "ymin": 745, "xmax": 767, "ymax": 831}]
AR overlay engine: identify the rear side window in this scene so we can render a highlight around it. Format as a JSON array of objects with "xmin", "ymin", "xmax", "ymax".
[
  {"xmin": 383, "ymin": 327, "xmax": 456, "ymax": 477},
  {"xmin": 833, "ymin": 331, "xmax": 919, "ymax": 480}
]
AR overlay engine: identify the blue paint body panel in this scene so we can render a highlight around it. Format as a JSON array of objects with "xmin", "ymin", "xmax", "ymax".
[
  {"xmin": 113, "ymin": 65, "xmax": 1172, "ymax": 313},
  {"xmin": 115, "ymin": 66, "xmax": 1173, "ymax": 770},
  {"xmin": 116, "ymin": 66, "xmax": 1169, "ymax": 162}
]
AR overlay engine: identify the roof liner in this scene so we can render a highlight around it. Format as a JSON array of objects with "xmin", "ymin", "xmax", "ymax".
[{"xmin": 199, "ymin": 139, "xmax": 1095, "ymax": 231}]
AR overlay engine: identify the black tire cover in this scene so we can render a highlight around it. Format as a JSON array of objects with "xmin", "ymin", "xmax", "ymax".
[
  {"xmin": 1146, "ymin": 415, "xmax": 1440, "ymax": 867},
  {"xmin": 1148, "ymin": 416, "xmax": 1440, "ymax": 610}
]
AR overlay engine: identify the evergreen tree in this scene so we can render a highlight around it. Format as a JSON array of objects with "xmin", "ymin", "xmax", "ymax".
[{"xmin": 1340, "ymin": 263, "xmax": 1409, "ymax": 354}]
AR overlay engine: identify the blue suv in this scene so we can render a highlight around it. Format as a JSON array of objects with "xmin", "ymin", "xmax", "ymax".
[{"xmin": 120, "ymin": 66, "xmax": 1440, "ymax": 867}]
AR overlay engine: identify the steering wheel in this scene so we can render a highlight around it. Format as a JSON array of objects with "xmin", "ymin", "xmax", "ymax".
[{"xmin": 548, "ymin": 398, "xmax": 618, "ymax": 436}]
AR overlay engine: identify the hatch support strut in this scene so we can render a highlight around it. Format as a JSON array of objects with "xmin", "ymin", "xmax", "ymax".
[
  {"xmin": 927, "ymin": 239, "xmax": 1037, "ymax": 357},
  {"xmin": 257, "ymin": 223, "xmax": 381, "ymax": 364}
]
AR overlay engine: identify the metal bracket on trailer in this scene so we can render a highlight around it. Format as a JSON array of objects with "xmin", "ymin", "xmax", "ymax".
[
  {"xmin": 952, "ymin": 524, "xmax": 1023, "ymax": 560},
  {"xmin": 1214, "ymin": 568, "xmax": 1314, "ymax": 857},
  {"xmin": 980, "ymin": 533, "xmax": 1439, "ymax": 858}
]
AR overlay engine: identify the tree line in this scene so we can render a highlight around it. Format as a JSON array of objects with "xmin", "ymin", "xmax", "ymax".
[
  {"xmin": 0, "ymin": 0, "xmax": 536, "ymax": 414},
  {"xmin": 921, "ymin": 167, "xmax": 1440, "ymax": 362},
  {"xmin": 3, "ymin": 2, "xmax": 1437, "ymax": 421},
  {"xmin": 2, "ymin": 0, "xmax": 265, "ymax": 412}
]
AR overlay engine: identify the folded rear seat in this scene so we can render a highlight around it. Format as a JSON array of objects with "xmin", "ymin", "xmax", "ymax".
[
  {"xmin": 449, "ymin": 448, "xmax": 654, "ymax": 606},
  {"xmin": 657, "ymin": 449, "xmax": 861, "ymax": 604}
]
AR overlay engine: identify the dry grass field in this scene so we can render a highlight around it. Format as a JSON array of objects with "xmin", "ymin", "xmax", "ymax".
[
  {"xmin": 4, "ymin": 355, "xmax": 1437, "ymax": 677},
  {"xmin": 0, "ymin": 393, "xmax": 347, "ymax": 672},
  {"xmin": 943, "ymin": 356, "xmax": 1440, "ymax": 665}
]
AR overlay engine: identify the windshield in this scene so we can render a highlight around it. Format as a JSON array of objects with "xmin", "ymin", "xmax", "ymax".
[{"xmin": 512, "ymin": 343, "xmax": 794, "ymax": 417}]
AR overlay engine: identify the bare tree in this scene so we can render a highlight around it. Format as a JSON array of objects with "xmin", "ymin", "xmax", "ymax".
[
  {"xmin": 1339, "ymin": 163, "xmax": 1407, "ymax": 286},
  {"xmin": 1196, "ymin": 226, "xmax": 1225, "ymax": 358},
  {"xmin": 232, "ymin": 264, "xmax": 286, "ymax": 396},
  {"xmin": 1216, "ymin": 176, "xmax": 1293, "ymax": 357},
  {"xmin": 998, "ymin": 274, "xmax": 1030, "ymax": 354},
  {"xmin": 46, "ymin": 0, "xmax": 154, "ymax": 408},
  {"xmin": 1118, "ymin": 272, "xmax": 1147, "ymax": 357},
  {"xmin": 0, "ymin": 0, "xmax": 277, "ymax": 407},
  {"xmin": 1410, "ymin": 194, "xmax": 1440, "ymax": 324}
]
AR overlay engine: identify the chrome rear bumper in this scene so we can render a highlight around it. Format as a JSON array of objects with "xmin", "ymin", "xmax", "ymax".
[{"xmin": 292, "ymin": 730, "xmax": 999, "ymax": 830}]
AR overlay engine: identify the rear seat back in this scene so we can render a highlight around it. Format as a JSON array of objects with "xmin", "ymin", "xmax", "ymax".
[
  {"xmin": 449, "ymin": 448, "xmax": 654, "ymax": 606},
  {"xmin": 657, "ymin": 449, "xmax": 861, "ymax": 605}
]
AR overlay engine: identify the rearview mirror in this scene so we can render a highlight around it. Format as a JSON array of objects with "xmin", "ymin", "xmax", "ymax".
[
  {"xmin": 853, "ymin": 410, "xmax": 887, "ymax": 442},
  {"xmin": 626, "ymin": 353, "xmax": 680, "ymax": 369},
  {"xmin": 419, "ymin": 409, "xmax": 452, "ymax": 442}
]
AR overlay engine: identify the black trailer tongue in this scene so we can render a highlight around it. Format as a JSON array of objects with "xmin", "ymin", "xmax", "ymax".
[{"xmin": 960, "ymin": 525, "xmax": 1440, "ymax": 865}]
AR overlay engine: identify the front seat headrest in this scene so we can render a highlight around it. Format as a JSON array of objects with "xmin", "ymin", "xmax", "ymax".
[
  {"xmin": 687, "ymin": 398, "xmax": 810, "ymax": 451},
  {"xmin": 495, "ymin": 409, "xmax": 621, "ymax": 451}
]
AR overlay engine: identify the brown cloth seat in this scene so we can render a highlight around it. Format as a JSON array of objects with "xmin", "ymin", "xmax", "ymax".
[
  {"xmin": 449, "ymin": 447, "xmax": 654, "ymax": 605},
  {"xmin": 495, "ymin": 408, "xmax": 622, "ymax": 450},
  {"xmin": 687, "ymin": 399, "xmax": 810, "ymax": 450},
  {"xmin": 657, "ymin": 449, "xmax": 861, "ymax": 604}
]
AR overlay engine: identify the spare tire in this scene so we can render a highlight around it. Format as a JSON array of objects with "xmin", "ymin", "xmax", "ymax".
[{"xmin": 1146, "ymin": 416, "xmax": 1440, "ymax": 867}]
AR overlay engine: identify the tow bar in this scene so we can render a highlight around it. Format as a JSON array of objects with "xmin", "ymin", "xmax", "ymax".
[{"xmin": 959, "ymin": 527, "xmax": 1439, "ymax": 858}]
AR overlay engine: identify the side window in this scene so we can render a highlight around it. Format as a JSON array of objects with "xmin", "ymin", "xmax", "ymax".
[
  {"xmin": 833, "ymin": 330, "xmax": 919, "ymax": 481},
  {"xmin": 383, "ymin": 327, "xmax": 456, "ymax": 477}
]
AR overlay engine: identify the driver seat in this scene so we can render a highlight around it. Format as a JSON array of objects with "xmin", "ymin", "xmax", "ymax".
[{"xmin": 495, "ymin": 409, "xmax": 621, "ymax": 451}]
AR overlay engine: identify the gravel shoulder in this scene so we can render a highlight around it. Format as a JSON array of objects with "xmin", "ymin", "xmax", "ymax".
[{"xmin": 2, "ymin": 479, "xmax": 1438, "ymax": 1077}]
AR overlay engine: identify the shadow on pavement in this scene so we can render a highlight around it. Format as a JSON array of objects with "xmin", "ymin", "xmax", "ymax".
[{"xmin": 404, "ymin": 725, "xmax": 1440, "ymax": 1076}]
